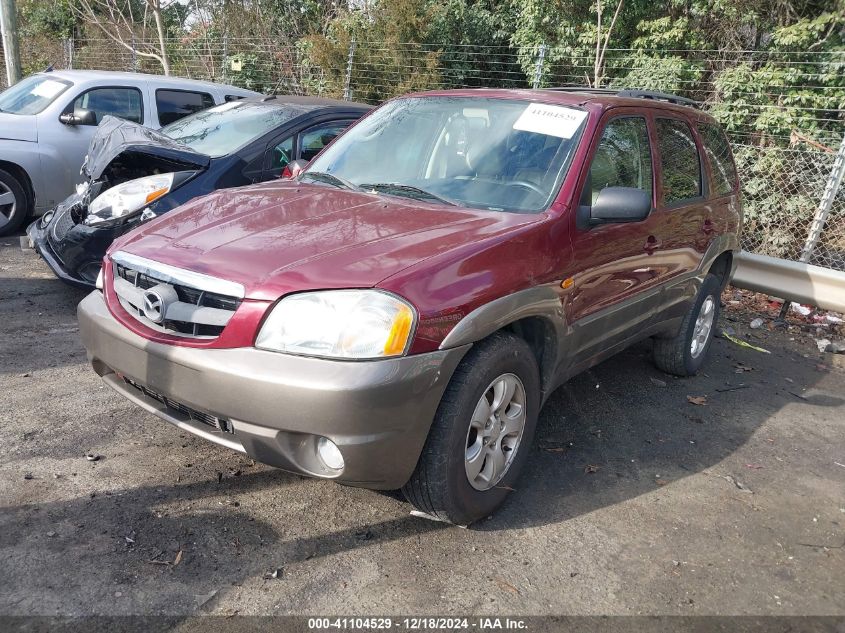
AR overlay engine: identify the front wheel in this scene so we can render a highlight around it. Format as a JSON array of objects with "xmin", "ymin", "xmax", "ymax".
[
  {"xmin": 0, "ymin": 168, "xmax": 31, "ymax": 236},
  {"xmin": 402, "ymin": 332, "xmax": 540, "ymax": 526},
  {"xmin": 653, "ymin": 273, "xmax": 721, "ymax": 376}
]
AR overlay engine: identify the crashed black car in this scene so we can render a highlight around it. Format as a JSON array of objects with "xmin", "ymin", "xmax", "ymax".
[{"xmin": 28, "ymin": 95, "xmax": 370, "ymax": 287}]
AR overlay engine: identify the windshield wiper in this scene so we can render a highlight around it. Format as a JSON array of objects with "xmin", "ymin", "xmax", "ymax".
[
  {"xmin": 360, "ymin": 183, "xmax": 457, "ymax": 206},
  {"xmin": 300, "ymin": 171, "xmax": 361, "ymax": 192}
]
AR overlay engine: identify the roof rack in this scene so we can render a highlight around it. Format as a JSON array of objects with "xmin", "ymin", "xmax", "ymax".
[
  {"xmin": 616, "ymin": 89, "xmax": 698, "ymax": 107},
  {"xmin": 544, "ymin": 86, "xmax": 698, "ymax": 108},
  {"xmin": 545, "ymin": 87, "xmax": 617, "ymax": 95}
]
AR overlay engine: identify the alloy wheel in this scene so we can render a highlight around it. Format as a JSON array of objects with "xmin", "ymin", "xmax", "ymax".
[
  {"xmin": 690, "ymin": 295, "xmax": 716, "ymax": 359},
  {"xmin": 0, "ymin": 181, "xmax": 16, "ymax": 232},
  {"xmin": 464, "ymin": 373, "xmax": 527, "ymax": 491}
]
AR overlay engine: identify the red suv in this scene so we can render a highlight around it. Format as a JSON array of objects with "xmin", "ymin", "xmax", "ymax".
[{"xmin": 78, "ymin": 88, "xmax": 741, "ymax": 525}]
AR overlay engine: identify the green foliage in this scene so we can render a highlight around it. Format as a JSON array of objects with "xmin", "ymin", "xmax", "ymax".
[
  {"xmin": 20, "ymin": 0, "xmax": 75, "ymax": 38},
  {"xmin": 224, "ymin": 54, "xmax": 274, "ymax": 93}
]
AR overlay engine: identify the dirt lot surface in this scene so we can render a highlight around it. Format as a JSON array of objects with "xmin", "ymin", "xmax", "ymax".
[{"xmin": 1, "ymin": 236, "xmax": 844, "ymax": 618}]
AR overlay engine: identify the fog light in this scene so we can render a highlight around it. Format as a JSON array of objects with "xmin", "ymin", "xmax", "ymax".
[
  {"xmin": 40, "ymin": 210, "xmax": 54, "ymax": 228},
  {"xmin": 317, "ymin": 437, "xmax": 344, "ymax": 471}
]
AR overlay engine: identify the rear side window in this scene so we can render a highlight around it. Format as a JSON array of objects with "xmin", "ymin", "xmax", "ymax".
[
  {"xmin": 71, "ymin": 87, "xmax": 143, "ymax": 125},
  {"xmin": 698, "ymin": 123, "xmax": 737, "ymax": 196},
  {"xmin": 656, "ymin": 118, "xmax": 702, "ymax": 204},
  {"xmin": 585, "ymin": 116, "xmax": 652, "ymax": 205},
  {"xmin": 156, "ymin": 89, "xmax": 215, "ymax": 126}
]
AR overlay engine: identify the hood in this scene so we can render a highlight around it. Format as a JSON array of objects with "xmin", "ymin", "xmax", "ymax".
[
  {"xmin": 82, "ymin": 115, "xmax": 210, "ymax": 181},
  {"xmin": 0, "ymin": 112, "xmax": 37, "ymax": 142},
  {"xmin": 113, "ymin": 181, "xmax": 540, "ymax": 301}
]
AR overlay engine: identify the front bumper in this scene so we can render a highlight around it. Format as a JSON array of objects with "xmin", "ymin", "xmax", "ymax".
[
  {"xmin": 78, "ymin": 291, "xmax": 470, "ymax": 489},
  {"xmin": 27, "ymin": 194, "xmax": 134, "ymax": 289},
  {"xmin": 27, "ymin": 218, "xmax": 96, "ymax": 289}
]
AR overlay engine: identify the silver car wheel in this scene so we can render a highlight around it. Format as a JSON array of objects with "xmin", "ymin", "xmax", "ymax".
[
  {"xmin": 464, "ymin": 372, "xmax": 527, "ymax": 491},
  {"xmin": 690, "ymin": 295, "xmax": 716, "ymax": 359},
  {"xmin": 0, "ymin": 181, "xmax": 16, "ymax": 231}
]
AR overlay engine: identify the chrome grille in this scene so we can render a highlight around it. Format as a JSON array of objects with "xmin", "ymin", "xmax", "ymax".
[
  {"xmin": 110, "ymin": 251, "xmax": 244, "ymax": 339},
  {"xmin": 123, "ymin": 377, "xmax": 234, "ymax": 434}
]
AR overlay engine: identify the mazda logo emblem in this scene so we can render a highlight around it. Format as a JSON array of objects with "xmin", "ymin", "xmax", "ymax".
[{"xmin": 142, "ymin": 289, "xmax": 166, "ymax": 323}]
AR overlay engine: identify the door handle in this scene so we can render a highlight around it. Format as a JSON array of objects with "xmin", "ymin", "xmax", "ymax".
[
  {"xmin": 702, "ymin": 219, "xmax": 716, "ymax": 234},
  {"xmin": 643, "ymin": 235, "xmax": 661, "ymax": 253}
]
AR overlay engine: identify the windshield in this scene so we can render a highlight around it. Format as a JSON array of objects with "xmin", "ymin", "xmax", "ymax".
[
  {"xmin": 0, "ymin": 74, "xmax": 72, "ymax": 115},
  {"xmin": 161, "ymin": 100, "xmax": 307, "ymax": 158},
  {"xmin": 306, "ymin": 97, "xmax": 587, "ymax": 213}
]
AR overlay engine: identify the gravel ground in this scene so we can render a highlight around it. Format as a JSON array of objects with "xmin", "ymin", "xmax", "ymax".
[{"xmin": 1, "ymin": 236, "xmax": 843, "ymax": 618}]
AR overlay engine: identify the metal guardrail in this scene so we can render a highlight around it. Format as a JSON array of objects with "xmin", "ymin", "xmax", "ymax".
[{"xmin": 732, "ymin": 251, "xmax": 845, "ymax": 313}]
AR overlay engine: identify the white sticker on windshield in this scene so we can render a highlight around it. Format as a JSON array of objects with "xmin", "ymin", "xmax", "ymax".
[
  {"xmin": 513, "ymin": 103, "xmax": 587, "ymax": 139},
  {"xmin": 31, "ymin": 79, "xmax": 66, "ymax": 99}
]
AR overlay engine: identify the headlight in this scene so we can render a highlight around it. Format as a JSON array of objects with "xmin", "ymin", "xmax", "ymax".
[
  {"xmin": 84, "ymin": 173, "xmax": 175, "ymax": 227},
  {"xmin": 256, "ymin": 290, "xmax": 416, "ymax": 359}
]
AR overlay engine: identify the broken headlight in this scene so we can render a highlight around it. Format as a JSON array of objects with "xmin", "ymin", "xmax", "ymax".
[{"xmin": 84, "ymin": 172, "xmax": 194, "ymax": 227}]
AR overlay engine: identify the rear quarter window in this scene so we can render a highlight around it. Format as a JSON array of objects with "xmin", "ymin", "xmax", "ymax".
[
  {"xmin": 656, "ymin": 118, "xmax": 702, "ymax": 205},
  {"xmin": 698, "ymin": 123, "xmax": 738, "ymax": 196},
  {"xmin": 156, "ymin": 89, "xmax": 215, "ymax": 126}
]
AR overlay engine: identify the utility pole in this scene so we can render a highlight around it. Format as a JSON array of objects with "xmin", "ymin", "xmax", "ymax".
[{"xmin": 0, "ymin": 0, "xmax": 21, "ymax": 86}]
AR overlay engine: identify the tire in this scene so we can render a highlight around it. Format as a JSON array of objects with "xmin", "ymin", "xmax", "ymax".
[
  {"xmin": 402, "ymin": 331, "xmax": 540, "ymax": 525},
  {"xmin": 653, "ymin": 273, "xmax": 721, "ymax": 377},
  {"xmin": 0, "ymin": 168, "xmax": 30, "ymax": 236}
]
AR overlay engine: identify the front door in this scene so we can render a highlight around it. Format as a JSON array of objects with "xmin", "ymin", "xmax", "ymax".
[
  {"xmin": 564, "ymin": 112, "xmax": 663, "ymax": 367},
  {"xmin": 52, "ymin": 86, "xmax": 145, "ymax": 205}
]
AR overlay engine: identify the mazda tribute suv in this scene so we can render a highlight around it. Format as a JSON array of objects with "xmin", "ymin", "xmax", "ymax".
[{"xmin": 78, "ymin": 88, "xmax": 742, "ymax": 525}]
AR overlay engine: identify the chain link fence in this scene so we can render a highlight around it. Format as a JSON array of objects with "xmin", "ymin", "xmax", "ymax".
[{"xmin": 2, "ymin": 36, "xmax": 844, "ymax": 272}]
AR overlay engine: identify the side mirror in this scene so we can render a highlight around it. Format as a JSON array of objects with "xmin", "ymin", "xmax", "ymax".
[
  {"xmin": 580, "ymin": 186, "xmax": 652, "ymax": 229},
  {"xmin": 60, "ymin": 108, "xmax": 97, "ymax": 126},
  {"xmin": 281, "ymin": 159, "xmax": 309, "ymax": 180}
]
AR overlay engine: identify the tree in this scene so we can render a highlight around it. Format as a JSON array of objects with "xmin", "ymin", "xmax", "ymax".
[
  {"xmin": 591, "ymin": 0, "xmax": 624, "ymax": 87},
  {"xmin": 72, "ymin": 0, "xmax": 173, "ymax": 74}
]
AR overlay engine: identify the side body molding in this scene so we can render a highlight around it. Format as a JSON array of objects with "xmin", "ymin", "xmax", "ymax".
[{"xmin": 435, "ymin": 235, "xmax": 739, "ymax": 403}]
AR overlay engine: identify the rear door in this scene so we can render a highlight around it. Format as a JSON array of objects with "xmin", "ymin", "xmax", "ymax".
[
  {"xmin": 651, "ymin": 115, "xmax": 711, "ymax": 319},
  {"xmin": 565, "ymin": 110, "xmax": 663, "ymax": 366},
  {"xmin": 696, "ymin": 121, "xmax": 741, "ymax": 246}
]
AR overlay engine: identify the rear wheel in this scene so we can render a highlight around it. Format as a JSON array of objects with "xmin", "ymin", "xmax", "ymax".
[
  {"xmin": 0, "ymin": 169, "xmax": 30, "ymax": 236},
  {"xmin": 653, "ymin": 273, "xmax": 721, "ymax": 376},
  {"xmin": 402, "ymin": 332, "xmax": 540, "ymax": 525}
]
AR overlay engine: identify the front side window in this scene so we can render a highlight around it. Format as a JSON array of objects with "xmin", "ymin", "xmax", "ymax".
[
  {"xmin": 0, "ymin": 74, "xmax": 71, "ymax": 115},
  {"xmin": 585, "ymin": 117, "xmax": 652, "ymax": 205},
  {"xmin": 156, "ymin": 89, "xmax": 215, "ymax": 126},
  {"xmin": 698, "ymin": 123, "xmax": 737, "ymax": 196},
  {"xmin": 306, "ymin": 97, "xmax": 588, "ymax": 213},
  {"xmin": 267, "ymin": 136, "xmax": 294, "ymax": 177},
  {"xmin": 162, "ymin": 101, "xmax": 309, "ymax": 158},
  {"xmin": 300, "ymin": 121, "xmax": 351, "ymax": 161},
  {"xmin": 71, "ymin": 87, "xmax": 143, "ymax": 125},
  {"xmin": 656, "ymin": 118, "xmax": 702, "ymax": 204}
]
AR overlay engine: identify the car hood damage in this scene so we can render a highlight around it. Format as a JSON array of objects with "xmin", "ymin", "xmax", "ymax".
[
  {"xmin": 112, "ymin": 180, "xmax": 540, "ymax": 301},
  {"xmin": 82, "ymin": 115, "xmax": 210, "ymax": 183}
]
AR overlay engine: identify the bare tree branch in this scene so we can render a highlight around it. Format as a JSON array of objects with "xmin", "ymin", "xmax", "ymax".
[
  {"xmin": 72, "ymin": 0, "xmax": 171, "ymax": 75},
  {"xmin": 593, "ymin": 0, "xmax": 624, "ymax": 87}
]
